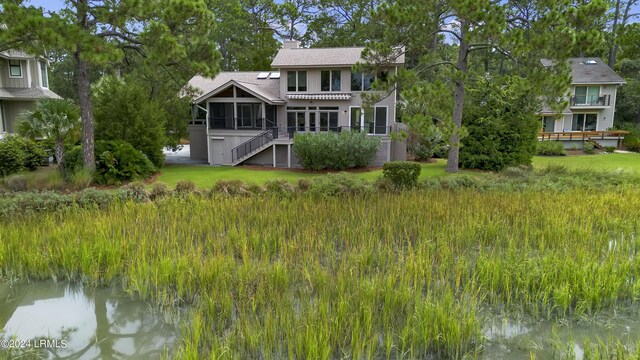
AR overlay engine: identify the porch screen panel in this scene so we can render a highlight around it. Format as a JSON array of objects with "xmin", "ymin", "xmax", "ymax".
[
  {"xmin": 571, "ymin": 114, "xmax": 583, "ymax": 131},
  {"xmin": 585, "ymin": 114, "xmax": 597, "ymax": 130},
  {"xmin": 364, "ymin": 109, "xmax": 374, "ymax": 133},
  {"xmin": 265, "ymin": 104, "xmax": 277, "ymax": 128},
  {"xmin": 297, "ymin": 112, "xmax": 305, "ymax": 131},
  {"xmin": 320, "ymin": 113, "xmax": 328, "ymax": 131},
  {"xmin": 350, "ymin": 107, "xmax": 361, "ymax": 129},
  {"xmin": 374, "ymin": 107, "xmax": 387, "ymax": 134},
  {"xmin": 287, "ymin": 112, "xmax": 296, "ymax": 131},
  {"xmin": 253, "ymin": 103, "xmax": 262, "ymax": 129},
  {"xmin": 309, "ymin": 112, "xmax": 317, "ymax": 132},
  {"xmin": 574, "ymin": 87, "xmax": 587, "ymax": 105},
  {"xmin": 329, "ymin": 113, "xmax": 338, "ymax": 131},
  {"xmin": 210, "ymin": 103, "xmax": 228, "ymax": 129}
]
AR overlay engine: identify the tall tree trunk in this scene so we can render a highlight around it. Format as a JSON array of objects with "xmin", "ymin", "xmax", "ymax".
[
  {"xmin": 55, "ymin": 140, "xmax": 65, "ymax": 172},
  {"xmin": 608, "ymin": 0, "xmax": 622, "ymax": 67},
  {"xmin": 446, "ymin": 20, "xmax": 469, "ymax": 174},
  {"xmin": 75, "ymin": 51, "xmax": 95, "ymax": 171},
  {"xmin": 75, "ymin": 0, "xmax": 95, "ymax": 170}
]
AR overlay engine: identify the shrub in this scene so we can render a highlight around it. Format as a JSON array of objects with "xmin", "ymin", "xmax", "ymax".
[
  {"xmin": 264, "ymin": 179, "xmax": 296, "ymax": 197},
  {"xmin": 297, "ymin": 178, "xmax": 312, "ymax": 192},
  {"xmin": 19, "ymin": 138, "xmax": 48, "ymax": 171},
  {"xmin": 583, "ymin": 141, "xmax": 596, "ymax": 154},
  {"xmin": 383, "ymin": 161, "xmax": 422, "ymax": 189},
  {"xmin": 75, "ymin": 188, "xmax": 117, "ymax": 209},
  {"xmin": 604, "ymin": 146, "xmax": 616, "ymax": 153},
  {"xmin": 150, "ymin": 182, "xmax": 170, "ymax": 200},
  {"xmin": 537, "ymin": 141, "xmax": 566, "ymax": 156},
  {"xmin": 4, "ymin": 174, "xmax": 28, "ymax": 192},
  {"xmin": 293, "ymin": 131, "xmax": 381, "ymax": 170},
  {"xmin": 501, "ymin": 166, "xmax": 531, "ymax": 179},
  {"xmin": 0, "ymin": 138, "xmax": 26, "ymax": 176},
  {"xmin": 66, "ymin": 140, "xmax": 156, "ymax": 185},
  {"xmin": 460, "ymin": 76, "xmax": 540, "ymax": 171},
  {"xmin": 307, "ymin": 173, "xmax": 373, "ymax": 197},
  {"xmin": 374, "ymin": 177, "xmax": 396, "ymax": 192},
  {"xmin": 406, "ymin": 128, "xmax": 448, "ymax": 161},
  {"xmin": 0, "ymin": 191, "xmax": 75, "ymax": 218},
  {"xmin": 68, "ymin": 168, "xmax": 94, "ymax": 190},
  {"xmin": 123, "ymin": 181, "xmax": 150, "ymax": 202},
  {"xmin": 175, "ymin": 180, "xmax": 196, "ymax": 194},
  {"xmin": 212, "ymin": 180, "xmax": 247, "ymax": 196}
]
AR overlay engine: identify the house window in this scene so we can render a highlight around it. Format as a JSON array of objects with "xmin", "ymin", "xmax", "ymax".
[
  {"xmin": 8, "ymin": 60, "xmax": 22, "ymax": 77},
  {"xmin": 287, "ymin": 71, "xmax": 307, "ymax": 92},
  {"xmin": 39, "ymin": 61, "xmax": 48, "ymax": 88},
  {"xmin": 574, "ymin": 86, "xmax": 599, "ymax": 105},
  {"xmin": 572, "ymin": 114, "xmax": 597, "ymax": 131},
  {"xmin": 321, "ymin": 70, "xmax": 341, "ymax": 91},
  {"xmin": 350, "ymin": 106, "xmax": 388, "ymax": 134},
  {"xmin": 351, "ymin": 72, "xmax": 376, "ymax": 91},
  {"xmin": 542, "ymin": 116, "xmax": 555, "ymax": 132}
]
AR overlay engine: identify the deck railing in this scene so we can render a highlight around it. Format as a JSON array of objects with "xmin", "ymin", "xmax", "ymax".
[{"xmin": 538, "ymin": 130, "xmax": 629, "ymax": 141}]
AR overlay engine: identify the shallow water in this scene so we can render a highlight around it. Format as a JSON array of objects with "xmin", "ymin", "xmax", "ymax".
[
  {"xmin": 0, "ymin": 281, "xmax": 178, "ymax": 359},
  {"xmin": 483, "ymin": 310, "xmax": 640, "ymax": 359}
]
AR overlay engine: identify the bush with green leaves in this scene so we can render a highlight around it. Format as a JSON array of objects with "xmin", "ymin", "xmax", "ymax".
[
  {"xmin": 583, "ymin": 141, "xmax": 596, "ymax": 154},
  {"xmin": 66, "ymin": 140, "xmax": 156, "ymax": 185},
  {"xmin": 604, "ymin": 146, "xmax": 616, "ymax": 153},
  {"xmin": 382, "ymin": 161, "xmax": 421, "ymax": 189},
  {"xmin": 293, "ymin": 131, "xmax": 381, "ymax": 170},
  {"xmin": 537, "ymin": 141, "xmax": 566, "ymax": 156},
  {"xmin": 94, "ymin": 76, "xmax": 167, "ymax": 167},
  {"xmin": 460, "ymin": 76, "xmax": 540, "ymax": 171},
  {"xmin": 619, "ymin": 123, "xmax": 640, "ymax": 152},
  {"xmin": 0, "ymin": 138, "xmax": 26, "ymax": 177},
  {"xmin": 307, "ymin": 172, "xmax": 373, "ymax": 197}
]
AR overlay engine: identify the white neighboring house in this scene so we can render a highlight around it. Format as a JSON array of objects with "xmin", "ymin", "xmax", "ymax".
[
  {"xmin": 185, "ymin": 41, "xmax": 406, "ymax": 167},
  {"xmin": 0, "ymin": 50, "xmax": 61, "ymax": 138},
  {"xmin": 539, "ymin": 58, "xmax": 627, "ymax": 148}
]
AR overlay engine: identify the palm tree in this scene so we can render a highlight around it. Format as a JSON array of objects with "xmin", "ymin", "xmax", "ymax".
[{"xmin": 18, "ymin": 99, "xmax": 81, "ymax": 171}]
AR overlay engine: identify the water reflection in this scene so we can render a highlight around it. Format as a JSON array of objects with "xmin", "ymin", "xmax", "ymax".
[{"xmin": 0, "ymin": 281, "xmax": 177, "ymax": 359}]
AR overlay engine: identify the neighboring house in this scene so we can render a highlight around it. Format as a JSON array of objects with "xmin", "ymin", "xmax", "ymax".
[
  {"xmin": 0, "ymin": 50, "xmax": 61, "ymax": 137},
  {"xmin": 185, "ymin": 41, "xmax": 406, "ymax": 167},
  {"xmin": 539, "ymin": 58, "xmax": 627, "ymax": 148}
]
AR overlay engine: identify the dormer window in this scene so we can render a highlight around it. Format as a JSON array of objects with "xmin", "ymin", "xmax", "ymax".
[
  {"xmin": 321, "ymin": 70, "xmax": 341, "ymax": 91},
  {"xmin": 9, "ymin": 60, "xmax": 22, "ymax": 77},
  {"xmin": 287, "ymin": 71, "xmax": 307, "ymax": 92},
  {"xmin": 39, "ymin": 61, "xmax": 49, "ymax": 88}
]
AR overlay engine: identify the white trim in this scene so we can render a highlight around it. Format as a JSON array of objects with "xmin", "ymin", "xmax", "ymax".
[
  {"xmin": 272, "ymin": 144, "xmax": 276, "ymax": 168},
  {"xmin": 8, "ymin": 59, "xmax": 23, "ymax": 78},
  {"xmin": 26, "ymin": 59, "xmax": 32, "ymax": 86},
  {"xmin": 0, "ymin": 100, "xmax": 5, "ymax": 133}
]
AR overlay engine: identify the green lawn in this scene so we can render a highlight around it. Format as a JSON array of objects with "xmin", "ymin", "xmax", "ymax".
[
  {"xmin": 155, "ymin": 160, "xmax": 448, "ymax": 188},
  {"xmin": 533, "ymin": 153, "xmax": 640, "ymax": 172},
  {"xmin": 154, "ymin": 153, "xmax": 640, "ymax": 188}
]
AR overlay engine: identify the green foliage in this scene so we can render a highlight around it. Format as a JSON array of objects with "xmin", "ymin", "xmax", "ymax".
[
  {"xmin": 460, "ymin": 76, "xmax": 541, "ymax": 171},
  {"xmin": 263, "ymin": 179, "xmax": 296, "ymax": 198},
  {"xmin": 618, "ymin": 123, "xmax": 640, "ymax": 152},
  {"xmin": 0, "ymin": 138, "xmax": 26, "ymax": 177},
  {"xmin": 537, "ymin": 141, "xmax": 566, "ymax": 156},
  {"xmin": 94, "ymin": 76, "xmax": 167, "ymax": 167},
  {"xmin": 604, "ymin": 146, "xmax": 616, "ymax": 153},
  {"xmin": 382, "ymin": 161, "xmax": 421, "ymax": 189},
  {"xmin": 68, "ymin": 168, "xmax": 94, "ymax": 190},
  {"xmin": 66, "ymin": 140, "xmax": 156, "ymax": 185},
  {"xmin": 150, "ymin": 182, "xmax": 170, "ymax": 200},
  {"xmin": 212, "ymin": 180, "xmax": 249, "ymax": 196},
  {"xmin": 123, "ymin": 182, "xmax": 150, "ymax": 202},
  {"xmin": 17, "ymin": 98, "xmax": 81, "ymax": 170},
  {"xmin": 175, "ymin": 180, "xmax": 196, "ymax": 194},
  {"xmin": 293, "ymin": 131, "xmax": 381, "ymax": 170},
  {"xmin": 307, "ymin": 172, "xmax": 373, "ymax": 197},
  {"xmin": 583, "ymin": 141, "xmax": 596, "ymax": 154},
  {"xmin": 0, "ymin": 136, "xmax": 47, "ymax": 172}
]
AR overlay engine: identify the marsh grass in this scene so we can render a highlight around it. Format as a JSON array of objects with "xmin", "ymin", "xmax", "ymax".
[{"xmin": 1, "ymin": 188, "xmax": 640, "ymax": 358}]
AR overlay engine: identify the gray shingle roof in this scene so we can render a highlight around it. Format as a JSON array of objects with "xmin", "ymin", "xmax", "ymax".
[
  {"xmin": 542, "ymin": 58, "xmax": 625, "ymax": 84},
  {"xmin": 187, "ymin": 72, "xmax": 283, "ymax": 104},
  {"xmin": 271, "ymin": 47, "xmax": 405, "ymax": 68},
  {"xmin": 0, "ymin": 87, "xmax": 61, "ymax": 100},
  {"xmin": 569, "ymin": 58, "xmax": 625, "ymax": 84}
]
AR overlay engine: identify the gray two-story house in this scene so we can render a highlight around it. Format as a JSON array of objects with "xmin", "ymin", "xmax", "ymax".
[
  {"xmin": 539, "ymin": 58, "xmax": 627, "ymax": 148},
  {"xmin": 0, "ymin": 50, "xmax": 61, "ymax": 136},
  {"xmin": 186, "ymin": 41, "xmax": 406, "ymax": 167}
]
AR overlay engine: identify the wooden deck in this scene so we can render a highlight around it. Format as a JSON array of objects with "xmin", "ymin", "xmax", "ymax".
[{"xmin": 539, "ymin": 131, "xmax": 629, "ymax": 148}]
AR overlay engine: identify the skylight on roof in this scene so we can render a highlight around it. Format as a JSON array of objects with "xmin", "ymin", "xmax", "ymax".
[
  {"xmin": 584, "ymin": 60, "xmax": 597, "ymax": 65},
  {"xmin": 269, "ymin": 72, "xmax": 281, "ymax": 79},
  {"xmin": 257, "ymin": 72, "xmax": 270, "ymax": 79}
]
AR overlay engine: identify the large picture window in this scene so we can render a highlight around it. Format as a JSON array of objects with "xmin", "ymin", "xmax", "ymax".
[
  {"xmin": 574, "ymin": 86, "xmax": 600, "ymax": 105},
  {"xmin": 321, "ymin": 70, "xmax": 341, "ymax": 91},
  {"xmin": 351, "ymin": 72, "xmax": 376, "ymax": 91},
  {"xmin": 8, "ymin": 60, "xmax": 22, "ymax": 77},
  {"xmin": 571, "ymin": 113, "xmax": 597, "ymax": 131},
  {"xmin": 287, "ymin": 71, "xmax": 307, "ymax": 92}
]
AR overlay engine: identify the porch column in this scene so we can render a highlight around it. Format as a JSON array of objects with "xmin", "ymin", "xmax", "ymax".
[
  {"xmin": 273, "ymin": 144, "xmax": 276, "ymax": 168},
  {"xmin": 262, "ymin": 102, "xmax": 267, "ymax": 130},
  {"xmin": 287, "ymin": 144, "xmax": 291, "ymax": 168},
  {"xmin": 233, "ymin": 86, "xmax": 237, "ymax": 130}
]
